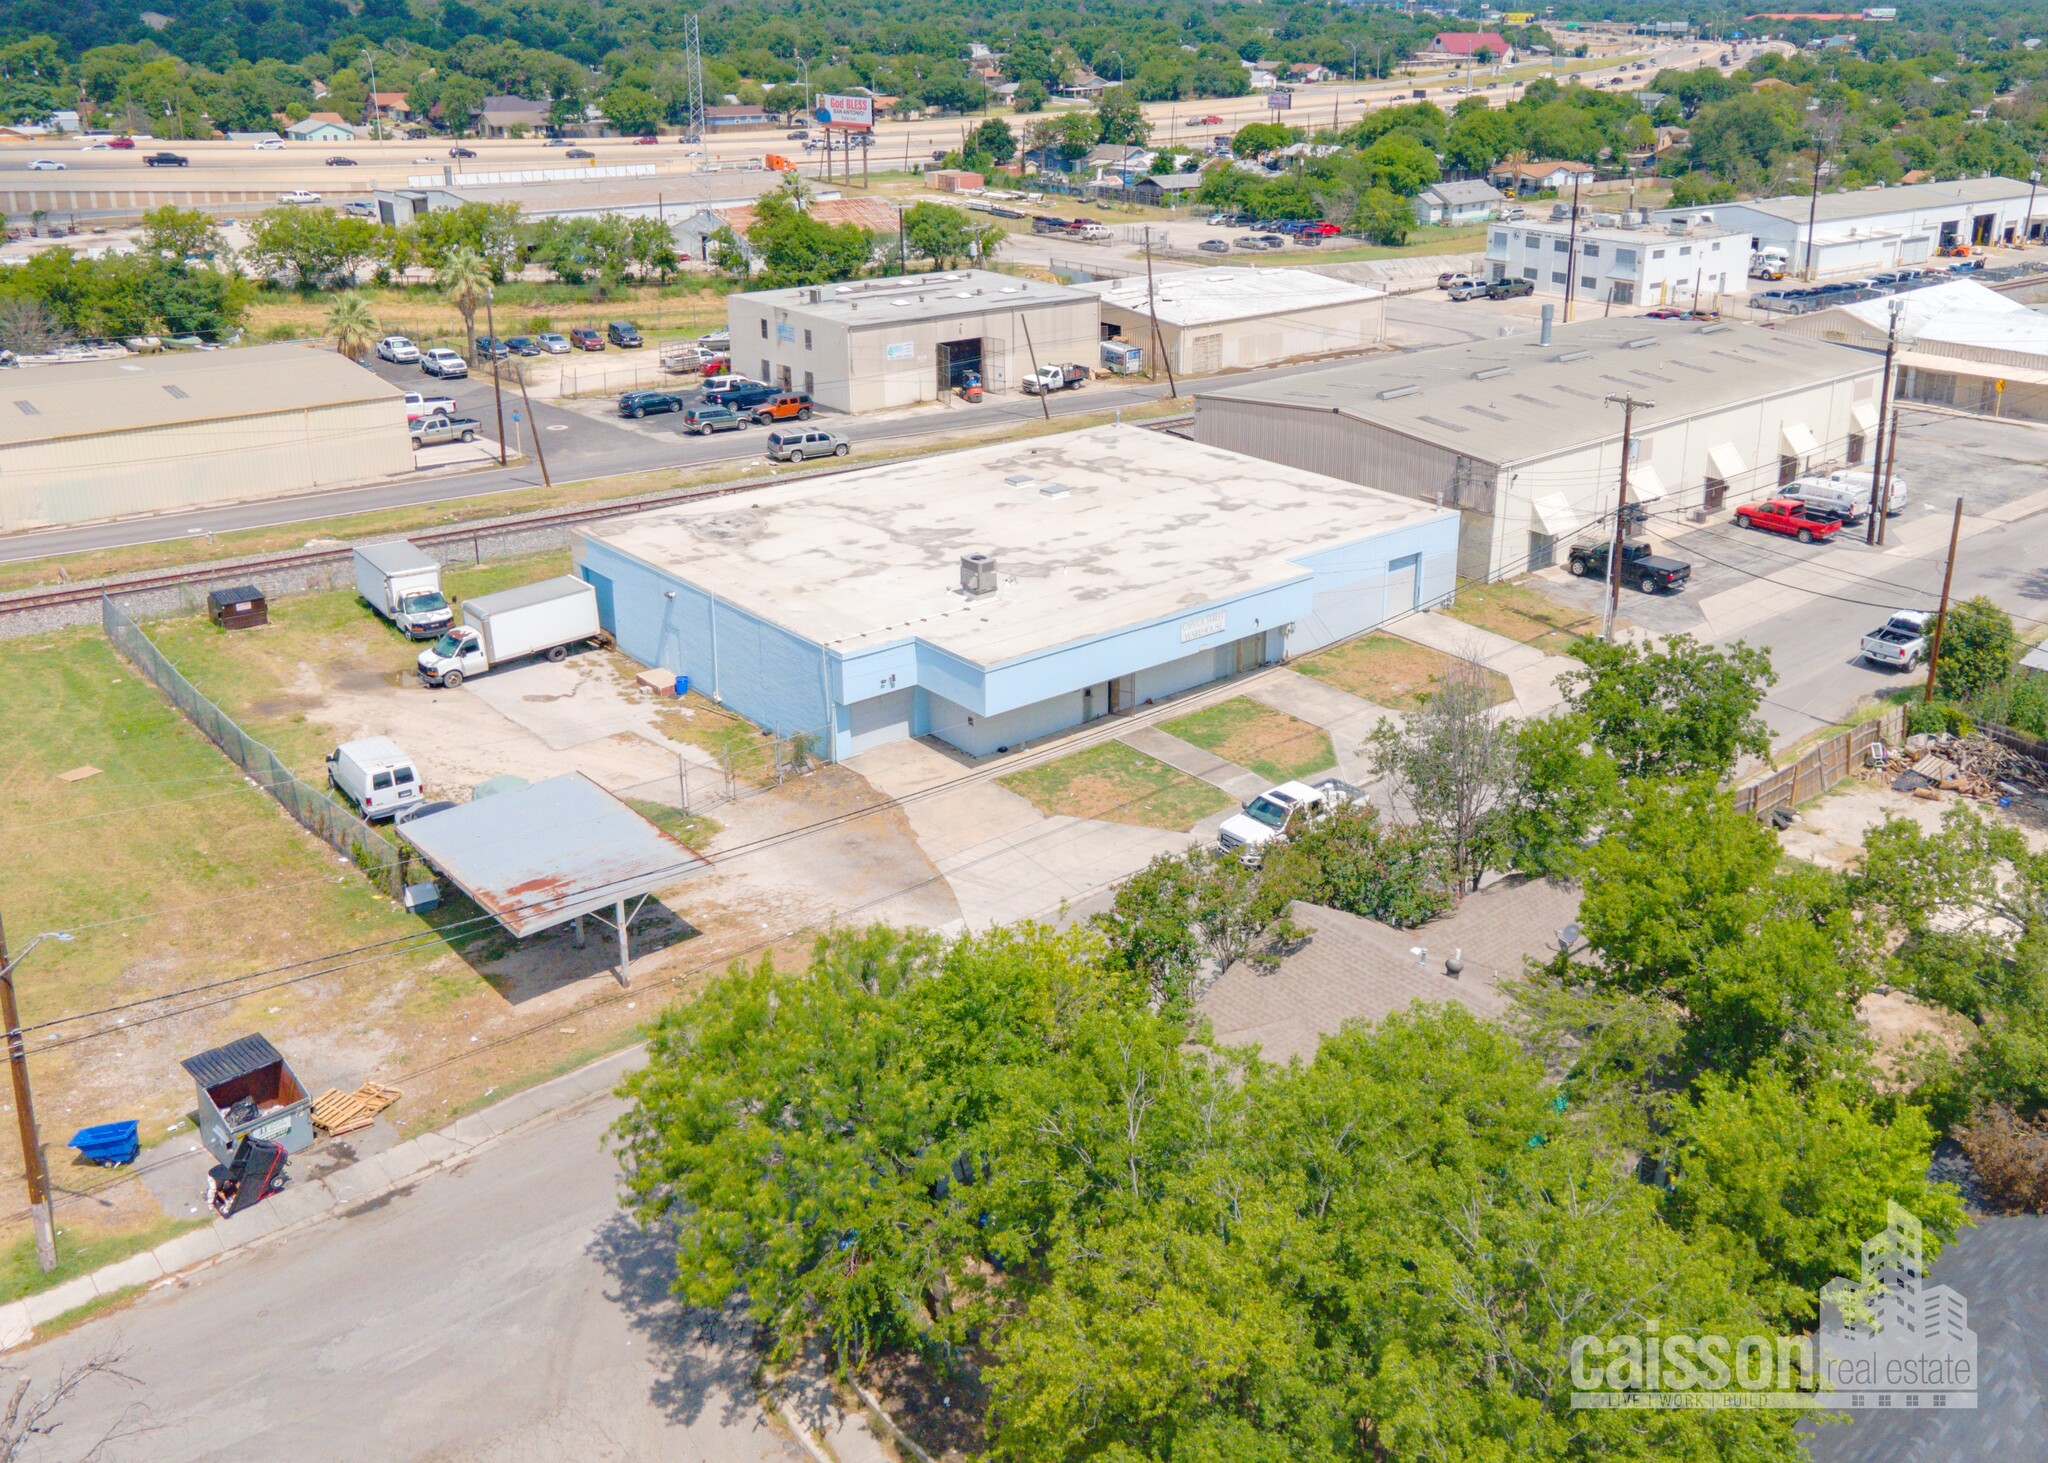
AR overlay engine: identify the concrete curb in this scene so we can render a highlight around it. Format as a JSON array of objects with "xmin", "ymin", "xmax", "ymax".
[{"xmin": 0, "ymin": 1043, "xmax": 648, "ymax": 1351}]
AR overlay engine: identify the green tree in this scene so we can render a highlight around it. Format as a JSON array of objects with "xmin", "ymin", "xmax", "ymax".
[
  {"xmin": 436, "ymin": 245, "xmax": 491, "ymax": 358},
  {"xmin": 1230, "ymin": 120, "xmax": 1295, "ymax": 158},
  {"xmin": 1664, "ymin": 1072, "xmax": 1966, "ymax": 1326},
  {"xmin": 324, "ymin": 289, "xmax": 378, "ymax": 361},
  {"xmin": 1933, "ymin": 595, "xmax": 2015, "ymax": 702},
  {"xmin": 136, "ymin": 205, "xmax": 226, "ymax": 262},
  {"xmin": 1362, "ymin": 657, "xmax": 1514, "ymax": 888},
  {"xmin": 1361, "ymin": 132, "xmax": 1440, "ymax": 196},
  {"xmin": 242, "ymin": 207, "xmax": 381, "ymax": 289},
  {"xmin": 967, "ymin": 115, "xmax": 1017, "ymax": 165},
  {"xmin": 1012, "ymin": 79, "xmax": 1049, "ymax": 113},
  {"xmin": 1496, "ymin": 711, "xmax": 1621, "ymax": 880},
  {"xmin": 1445, "ymin": 106, "xmax": 1513, "ymax": 173},
  {"xmin": 1557, "ymin": 633, "xmax": 1776, "ymax": 782},
  {"xmin": 437, "ymin": 73, "xmax": 486, "ymax": 134},
  {"xmin": 600, "ymin": 82, "xmax": 660, "ymax": 136},
  {"xmin": 1348, "ymin": 186, "xmax": 1413, "ymax": 245},
  {"xmin": 901, "ymin": 201, "xmax": 1003, "ymax": 269},
  {"xmin": 1093, "ymin": 84, "xmax": 1150, "ymax": 146}
]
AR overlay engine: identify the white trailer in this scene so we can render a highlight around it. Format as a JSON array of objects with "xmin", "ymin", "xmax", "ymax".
[
  {"xmin": 416, "ymin": 576, "xmax": 601, "ymax": 689},
  {"xmin": 354, "ymin": 540, "xmax": 454, "ymax": 640}
]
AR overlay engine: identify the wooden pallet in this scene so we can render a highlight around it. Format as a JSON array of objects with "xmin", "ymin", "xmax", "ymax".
[{"xmin": 311, "ymin": 1082, "xmax": 402, "ymax": 1138}]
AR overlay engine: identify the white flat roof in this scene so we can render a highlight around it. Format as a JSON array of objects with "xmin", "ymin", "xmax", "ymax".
[
  {"xmin": 1497, "ymin": 219, "xmax": 1748, "ymax": 247},
  {"xmin": 1075, "ymin": 268, "xmax": 1384, "ymax": 328},
  {"xmin": 1835, "ymin": 280, "xmax": 2048, "ymax": 357},
  {"xmin": 734, "ymin": 269, "xmax": 1088, "ymax": 328},
  {"xmin": 578, "ymin": 424, "xmax": 1449, "ymax": 666},
  {"xmin": 1666, "ymin": 176, "xmax": 2033, "ymax": 227}
]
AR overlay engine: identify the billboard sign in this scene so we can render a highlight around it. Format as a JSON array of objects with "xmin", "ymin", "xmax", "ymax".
[
  {"xmin": 1266, "ymin": 89, "xmax": 1292, "ymax": 110},
  {"xmin": 816, "ymin": 94, "xmax": 874, "ymax": 128}
]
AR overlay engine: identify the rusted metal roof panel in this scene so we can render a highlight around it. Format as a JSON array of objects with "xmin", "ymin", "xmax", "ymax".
[{"xmin": 400, "ymin": 773, "xmax": 708, "ymax": 937}]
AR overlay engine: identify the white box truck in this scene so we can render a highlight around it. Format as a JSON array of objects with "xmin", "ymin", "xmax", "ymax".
[
  {"xmin": 354, "ymin": 540, "xmax": 455, "ymax": 640},
  {"xmin": 416, "ymin": 576, "xmax": 601, "ymax": 689}
]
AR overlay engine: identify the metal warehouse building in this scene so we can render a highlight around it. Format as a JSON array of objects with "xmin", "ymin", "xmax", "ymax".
[
  {"xmin": 1196, "ymin": 318, "xmax": 1880, "ymax": 581},
  {"xmin": 571, "ymin": 424, "xmax": 1458, "ymax": 762},
  {"xmin": 1074, "ymin": 268, "xmax": 1387, "ymax": 376},
  {"xmin": 0, "ymin": 344, "xmax": 411, "ymax": 533},
  {"xmin": 1656, "ymin": 177, "xmax": 2039, "ymax": 279},
  {"xmin": 725, "ymin": 270, "xmax": 1100, "ymax": 413}
]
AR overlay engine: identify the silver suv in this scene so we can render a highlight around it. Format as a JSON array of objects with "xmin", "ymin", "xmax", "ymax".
[{"xmin": 766, "ymin": 428, "xmax": 849, "ymax": 463}]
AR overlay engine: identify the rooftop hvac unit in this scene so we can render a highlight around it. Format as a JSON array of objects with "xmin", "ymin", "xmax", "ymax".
[
  {"xmin": 960, "ymin": 553, "xmax": 998, "ymax": 596},
  {"xmin": 1550, "ymin": 202, "xmax": 1573, "ymax": 221}
]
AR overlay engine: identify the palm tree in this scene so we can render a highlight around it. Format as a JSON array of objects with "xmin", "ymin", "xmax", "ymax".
[
  {"xmin": 777, "ymin": 169, "xmax": 815, "ymax": 209},
  {"xmin": 436, "ymin": 246, "xmax": 490, "ymax": 359},
  {"xmin": 325, "ymin": 291, "xmax": 378, "ymax": 362}
]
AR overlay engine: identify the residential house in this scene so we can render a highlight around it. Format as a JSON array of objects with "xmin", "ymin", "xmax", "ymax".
[
  {"xmin": 477, "ymin": 96, "xmax": 548, "ymax": 137},
  {"xmin": 1487, "ymin": 159, "xmax": 1595, "ymax": 195},
  {"xmin": 705, "ymin": 103, "xmax": 773, "ymax": 132},
  {"xmin": 1414, "ymin": 179, "xmax": 1505, "ymax": 226},
  {"xmin": 1420, "ymin": 31, "xmax": 1514, "ymax": 64},
  {"xmin": 366, "ymin": 92, "xmax": 411, "ymax": 124},
  {"xmin": 1081, "ymin": 143, "xmax": 1155, "ymax": 183},
  {"xmin": 1057, "ymin": 70, "xmax": 1113, "ymax": 99},
  {"xmin": 1130, "ymin": 173, "xmax": 1204, "ymax": 206},
  {"xmin": 1243, "ymin": 62, "xmax": 1279, "ymax": 90},
  {"xmin": 1288, "ymin": 63, "xmax": 1335, "ymax": 84},
  {"xmin": 285, "ymin": 112, "xmax": 356, "ymax": 143}
]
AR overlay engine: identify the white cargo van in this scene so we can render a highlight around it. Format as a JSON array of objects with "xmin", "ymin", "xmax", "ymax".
[
  {"xmin": 327, "ymin": 736, "xmax": 422, "ymax": 821},
  {"xmin": 1820, "ymin": 465, "xmax": 1910, "ymax": 516},
  {"xmin": 1777, "ymin": 476, "xmax": 1867, "ymax": 524}
]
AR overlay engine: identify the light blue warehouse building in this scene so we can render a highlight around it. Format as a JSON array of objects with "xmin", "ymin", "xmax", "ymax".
[{"xmin": 571, "ymin": 424, "xmax": 1459, "ymax": 762}]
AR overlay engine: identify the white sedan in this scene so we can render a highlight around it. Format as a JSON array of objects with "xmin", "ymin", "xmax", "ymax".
[
  {"xmin": 279, "ymin": 189, "xmax": 321, "ymax": 205},
  {"xmin": 377, "ymin": 336, "xmax": 421, "ymax": 364},
  {"xmin": 252, "ymin": 138, "xmax": 285, "ymax": 150},
  {"xmin": 26, "ymin": 159, "xmax": 65, "ymax": 171}
]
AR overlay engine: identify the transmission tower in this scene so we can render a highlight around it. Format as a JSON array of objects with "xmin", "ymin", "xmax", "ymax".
[{"xmin": 684, "ymin": 13, "xmax": 707, "ymax": 157}]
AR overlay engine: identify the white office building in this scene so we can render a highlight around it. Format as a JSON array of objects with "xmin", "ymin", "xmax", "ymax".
[{"xmin": 1485, "ymin": 215, "xmax": 1751, "ymax": 308}]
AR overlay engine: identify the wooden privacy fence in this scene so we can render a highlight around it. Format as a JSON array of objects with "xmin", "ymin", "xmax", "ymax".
[{"xmin": 1732, "ymin": 705, "xmax": 1908, "ymax": 819}]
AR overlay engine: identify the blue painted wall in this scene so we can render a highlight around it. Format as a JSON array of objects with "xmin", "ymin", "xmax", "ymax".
[{"xmin": 577, "ymin": 507, "xmax": 1460, "ymax": 761}]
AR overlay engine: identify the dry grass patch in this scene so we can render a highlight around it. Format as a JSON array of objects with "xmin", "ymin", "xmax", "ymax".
[
  {"xmin": 653, "ymin": 693, "xmax": 785, "ymax": 788},
  {"xmin": 1296, "ymin": 633, "xmax": 1512, "ymax": 713},
  {"xmin": 999, "ymin": 742, "xmax": 1232, "ymax": 830},
  {"xmin": 1442, "ymin": 580, "xmax": 1600, "ymax": 656},
  {"xmin": 1160, "ymin": 696, "xmax": 1335, "ymax": 783}
]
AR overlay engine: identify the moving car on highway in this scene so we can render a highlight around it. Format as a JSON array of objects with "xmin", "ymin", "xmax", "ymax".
[
  {"xmin": 279, "ymin": 189, "xmax": 321, "ymax": 204},
  {"xmin": 26, "ymin": 159, "xmax": 65, "ymax": 171}
]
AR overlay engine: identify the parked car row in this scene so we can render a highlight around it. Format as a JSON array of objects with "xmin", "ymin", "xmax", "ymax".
[
  {"xmin": 1442, "ymin": 273, "xmax": 1533, "ymax": 300},
  {"xmin": 1749, "ymin": 258, "xmax": 1987, "ymax": 313}
]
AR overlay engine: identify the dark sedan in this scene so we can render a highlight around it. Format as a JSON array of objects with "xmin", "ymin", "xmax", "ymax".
[
  {"xmin": 619, "ymin": 390, "xmax": 687, "ymax": 419},
  {"xmin": 472, "ymin": 336, "xmax": 511, "ymax": 360},
  {"xmin": 705, "ymin": 383, "xmax": 778, "ymax": 411},
  {"xmin": 325, "ymin": 155, "xmax": 359, "ymax": 166},
  {"xmin": 504, "ymin": 336, "xmax": 541, "ymax": 356}
]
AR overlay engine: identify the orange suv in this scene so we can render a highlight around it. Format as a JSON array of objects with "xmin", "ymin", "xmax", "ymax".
[{"xmin": 749, "ymin": 391, "xmax": 814, "ymax": 424}]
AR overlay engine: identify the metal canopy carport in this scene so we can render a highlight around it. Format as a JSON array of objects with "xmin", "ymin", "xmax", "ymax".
[{"xmin": 400, "ymin": 773, "xmax": 708, "ymax": 986}]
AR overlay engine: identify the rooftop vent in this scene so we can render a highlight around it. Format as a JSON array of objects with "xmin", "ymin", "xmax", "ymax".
[
  {"xmin": 164, "ymin": 383, "xmax": 189, "ymax": 398},
  {"xmin": 1471, "ymin": 365, "xmax": 1510, "ymax": 380},
  {"xmin": 1038, "ymin": 482, "xmax": 1070, "ymax": 499},
  {"xmin": 1697, "ymin": 322, "xmax": 1730, "ymax": 336},
  {"xmin": 960, "ymin": 552, "xmax": 998, "ymax": 597},
  {"xmin": 1622, "ymin": 335, "xmax": 1657, "ymax": 350},
  {"xmin": 1377, "ymin": 384, "xmax": 1420, "ymax": 401},
  {"xmin": 1553, "ymin": 349, "xmax": 1592, "ymax": 363},
  {"xmin": 13, "ymin": 400, "xmax": 38, "ymax": 416}
]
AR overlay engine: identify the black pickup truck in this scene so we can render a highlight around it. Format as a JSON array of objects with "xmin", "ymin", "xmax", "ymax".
[{"xmin": 1566, "ymin": 538, "xmax": 1692, "ymax": 594}]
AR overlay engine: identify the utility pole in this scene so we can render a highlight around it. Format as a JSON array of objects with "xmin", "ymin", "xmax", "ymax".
[
  {"xmin": 1922, "ymin": 497, "xmax": 1964, "ymax": 704},
  {"xmin": 0, "ymin": 915, "xmax": 57, "ymax": 1273},
  {"xmin": 1802, "ymin": 137, "xmax": 1825, "ymax": 282},
  {"xmin": 1603, "ymin": 392, "xmax": 1652, "ymax": 642},
  {"xmin": 482, "ymin": 289, "xmax": 508, "ymax": 466},
  {"xmin": 512, "ymin": 363, "xmax": 551, "ymax": 487},
  {"xmin": 1562, "ymin": 169, "xmax": 1585, "ymax": 323},
  {"xmin": 1865, "ymin": 300, "xmax": 1901, "ymax": 545},
  {"xmin": 1142, "ymin": 226, "xmax": 1177, "ymax": 397},
  {"xmin": 1875, "ymin": 396, "xmax": 1904, "ymax": 546}
]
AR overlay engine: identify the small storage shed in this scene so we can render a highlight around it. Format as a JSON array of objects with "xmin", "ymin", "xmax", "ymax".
[
  {"xmin": 181, "ymin": 1033, "xmax": 314, "ymax": 1163},
  {"xmin": 206, "ymin": 585, "xmax": 269, "ymax": 629}
]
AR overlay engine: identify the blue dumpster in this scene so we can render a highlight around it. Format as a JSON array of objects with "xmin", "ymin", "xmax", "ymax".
[{"xmin": 69, "ymin": 1121, "xmax": 140, "ymax": 1166}]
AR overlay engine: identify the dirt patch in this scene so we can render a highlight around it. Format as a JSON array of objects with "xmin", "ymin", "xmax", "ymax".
[
  {"xmin": 1161, "ymin": 696, "xmax": 1335, "ymax": 783},
  {"xmin": 1860, "ymin": 988, "xmax": 1975, "ymax": 1086},
  {"xmin": 1295, "ymin": 634, "xmax": 1512, "ymax": 713},
  {"xmin": 1779, "ymin": 781, "xmax": 2048, "ymax": 873},
  {"xmin": 868, "ymin": 1351, "xmax": 991, "ymax": 1463},
  {"xmin": 998, "ymin": 742, "xmax": 1232, "ymax": 830}
]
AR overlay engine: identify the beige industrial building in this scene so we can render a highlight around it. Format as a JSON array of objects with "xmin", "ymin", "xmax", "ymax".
[
  {"xmin": 0, "ymin": 344, "xmax": 411, "ymax": 533},
  {"xmin": 1776, "ymin": 279, "xmax": 2048, "ymax": 422},
  {"xmin": 725, "ymin": 270, "xmax": 1100, "ymax": 413},
  {"xmin": 1196, "ymin": 318, "xmax": 1880, "ymax": 581},
  {"xmin": 1075, "ymin": 268, "xmax": 1386, "ymax": 376}
]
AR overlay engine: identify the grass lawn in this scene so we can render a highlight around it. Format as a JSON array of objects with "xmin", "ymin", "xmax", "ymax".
[
  {"xmin": 0, "ymin": 1217, "xmax": 202, "ymax": 1306},
  {"xmin": 1261, "ymin": 224, "xmax": 1489, "ymax": 266},
  {"xmin": 999, "ymin": 742, "xmax": 1232, "ymax": 830},
  {"xmin": 621, "ymin": 798, "xmax": 722, "ymax": 852},
  {"xmin": 1160, "ymin": 696, "xmax": 1336, "ymax": 783},
  {"xmin": 1441, "ymin": 580, "xmax": 1600, "ymax": 656},
  {"xmin": 1296, "ymin": 634, "xmax": 1513, "ymax": 712}
]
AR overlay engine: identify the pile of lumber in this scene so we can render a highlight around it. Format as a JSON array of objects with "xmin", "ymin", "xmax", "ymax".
[
  {"xmin": 1860, "ymin": 732, "xmax": 2040, "ymax": 802},
  {"xmin": 311, "ymin": 1083, "xmax": 402, "ymax": 1138}
]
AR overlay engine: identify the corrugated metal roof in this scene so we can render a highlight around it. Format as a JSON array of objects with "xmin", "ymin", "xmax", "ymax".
[
  {"xmin": 737, "ymin": 269, "xmax": 1088, "ymax": 328},
  {"xmin": 1200, "ymin": 318, "xmax": 1878, "ymax": 465},
  {"xmin": 181, "ymin": 1033, "xmax": 285, "ymax": 1088},
  {"xmin": 400, "ymin": 773, "xmax": 709, "ymax": 937},
  {"xmin": 1679, "ymin": 176, "xmax": 2032, "ymax": 226},
  {"xmin": 1077, "ymin": 267, "xmax": 1382, "ymax": 328},
  {"xmin": 0, "ymin": 343, "xmax": 404, "ymax": 449}
]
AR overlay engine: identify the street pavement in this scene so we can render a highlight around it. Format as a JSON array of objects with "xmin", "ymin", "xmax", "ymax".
[{"xmin": 12, "ymin": 1091, "xmax": 805, "ymax": 1463}]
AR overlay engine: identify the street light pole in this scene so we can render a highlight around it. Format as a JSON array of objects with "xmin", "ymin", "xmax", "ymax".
[{"xmin": 0, "ymin": 915, "xmax": 67, "ymax": 1273}]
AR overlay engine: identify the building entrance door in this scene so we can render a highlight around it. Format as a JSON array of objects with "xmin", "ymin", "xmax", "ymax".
[
  {"xmin": 1386, "ymin": 553, "xmax": 1422, "ymax": 616},
  {"xmin": 936, "ymin": 338, "xmax": 984, "ymax": 394},
  {"xmin": 1107, "ymin": 674, "xmax": 1136, "ymax": 714}
]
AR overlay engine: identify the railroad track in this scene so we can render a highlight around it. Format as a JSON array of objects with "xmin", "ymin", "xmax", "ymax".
[{"xmin": 1, "ymin": 412, "xmax": 1197, "ymax": 619}]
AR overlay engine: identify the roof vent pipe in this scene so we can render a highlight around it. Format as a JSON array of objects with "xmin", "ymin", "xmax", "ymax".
[{"xmin": 1539, "ymin": 303, "xmax": 1554, "ymax": 346}]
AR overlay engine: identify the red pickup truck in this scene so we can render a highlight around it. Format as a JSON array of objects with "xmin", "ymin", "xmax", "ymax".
[{"xmin": 1733, "ymin": 498, "xmax": 1843, "ymax": 544}]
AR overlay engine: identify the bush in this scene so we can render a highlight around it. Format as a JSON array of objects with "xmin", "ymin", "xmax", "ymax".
[
  {"xmin": 1270, "ymin": 805, "xmax": 1459, "ymax": 929},
  {"xmin": 1957, "ymin": 1105, "xmax": 2048, "ymax": 1212},
  {"xmin": 1904, "ymin": 699, "xmax": 1974, "ymax": 737},
  {"xmin": 1933, "ymin": 596, "xmax": 2015, "ymax": 702}
]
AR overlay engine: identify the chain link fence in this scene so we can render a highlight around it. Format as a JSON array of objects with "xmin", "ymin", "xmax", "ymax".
[
  {"xmin": 102, "ymin": 595, "xmax": 407, "ymax": 897},
  {"xmin": 611, "ymin": 725, "xmax": 830, "ymax": 821}
]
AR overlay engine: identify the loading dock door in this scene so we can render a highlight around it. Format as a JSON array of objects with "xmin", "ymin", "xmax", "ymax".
[
  {"xmin": 1386, "ymin": 553, "xmax": 1422, "ymax": 617},
  {"xmin": 937, "ymin": 338, "xmax": 984, "ymax": 393},
  {"xmin": 1973, "ymin": 213, "xmax": 1994, "ymax": 246}
]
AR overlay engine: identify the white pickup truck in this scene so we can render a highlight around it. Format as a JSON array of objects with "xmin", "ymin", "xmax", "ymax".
[
  {"xmin": 1860, "ymin": 610, "xmax": 1931, "ymax": 672},
  {"xmin": 1218, "ymin": 778, "xmax": 1361, "ymax": 861}
]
